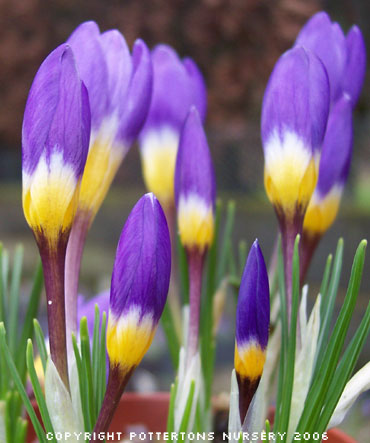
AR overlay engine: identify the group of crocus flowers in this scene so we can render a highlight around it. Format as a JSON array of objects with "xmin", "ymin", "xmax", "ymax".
[
  {"xmin": 261, "ymin": 11, "xmax": 366, "ymax": 307},
  {"xmin": 20, "ymin": 9, "xmax": 366, "ymax": 439}
]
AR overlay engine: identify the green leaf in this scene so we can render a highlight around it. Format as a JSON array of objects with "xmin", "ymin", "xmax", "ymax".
[
  {"xmin": 178, "ymin": 379, "xmax": 196, "ymax": 439},
  {"xmin": 26, "ymin": 340, "xmax": 55, "ymax": 438},
  {"xmin": 80, "ymin": 317, "xmax": 95, "ymax": 424},
  {"xmin": 8, "ymin": 245, "xmax": 23, "ymax": 354},
  {"xmin": 161, "ymin": 302, "xmax": 180, "ymax": 369},
  {"xmin": 167, "ymin": 380, "xmax": 178, "ymax": 435},
  {"xmin": 16, "ymin": 261, "xmax": 43, "ymax": 379},
  {"xmin": 72, "ymin": 333, "xmax": 91, "ymax": 432},
  {"xmin": 98, "ymin": 312, "xmax": 107, "ymax": 408},
  {"xmin": 33, "ymin": 319, "xmax": 48, "ymax": 374},
  {"xmin": 0, "ymin": 323, "xmax": 47, "ymax": 443},
  {"xmin": 14, "ymin": 417, "xmax": 27, "ymax": 443},
  {"xmin": 297, "ymin": 240, "xmax": 366, "ymax": 434}
]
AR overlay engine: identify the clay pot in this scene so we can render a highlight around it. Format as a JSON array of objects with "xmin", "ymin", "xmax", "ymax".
[{"xmin": 26, "ymin": 393, "xmax": 356, "ymax": 442}]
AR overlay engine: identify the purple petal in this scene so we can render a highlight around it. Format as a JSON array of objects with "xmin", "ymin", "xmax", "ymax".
[
  {"xmin": 78, "ymin": 291, "xmax": 110, "ymax": 336},
  {"xmin": 141, "ymin": 44, "xmax": 207, "ymax": 136},
  {"xmin": 295, "ymin": 12, "xmax": 347, "ymax": 101},
  {"xmin": 316, "ymin": 94, "xmax": 353, "ymax": 197},
  {"xmin": 236, "ymin": 240, "xmax": 270, "ymax": 350},
  {"xmin": 342, "ymin": 26, "xmax": 366, "ymax": 106},
  {"xmin": 174, "ymin": 107, "xmax": 216, "ymax": 207},
  {"xmin": 110, "ymin": 193, "xmax": 171, "ymax": 324},
  {"xmin": 261, "ymin": 46, "xmax": 330, "ymax": 153},
  {"xmin": 22, "ymin": 44, "xmax": 90, "ymax": 177},
  {"xmin": 117, "ymin": 39, "xmax": 153, "ymax": 146},
  {"xmin": 100, "ymin": 30, "xmax": 133, "ymax": 113},
  {"xmin": 67, "ymin": 21, "xmax": 110, "ymax": 130}
]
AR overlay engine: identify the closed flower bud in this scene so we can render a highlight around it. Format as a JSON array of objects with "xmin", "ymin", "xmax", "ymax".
[
  {"xmin": 234, "ymin": 240, "xmax": 270, "ymax": 422},
  {"xmin": 67, "ymin": 22, "xmax": 152, "ymax": 220},
  {"xmin": 22, "ymin": 44, "xmax": 90, "ymax": 249},
  {"xmin": 175, "ymin": 107, "xmax": 216, "ymax": 253},
  {"xmin": 107, "ymin": 193, "xmax": 171, "ymax": 374},
  {"xmin": 261, "ymin": 46, "xmax": 330, "ymax": 223}
]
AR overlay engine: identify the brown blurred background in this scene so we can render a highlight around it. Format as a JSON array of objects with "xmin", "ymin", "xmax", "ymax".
[{"xmin": 1, "ymin": 0, "xmax": 370, "ymax": 436}]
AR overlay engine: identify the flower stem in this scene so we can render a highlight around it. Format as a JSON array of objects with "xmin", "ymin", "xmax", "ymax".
[
  {"xmin": 65, "ymin": 210, "xmax": 90, "ymax": 356},
  {"xmin": 38, "ymin": 235, "xmax": 69, "ymax": 389},
  {"xmin": 91, "ymin": 366, "xmax": 132, "ymax": 439},
  {"xmin": 186, "ymin": 250, "xmax": 204, "ymax": 366}
]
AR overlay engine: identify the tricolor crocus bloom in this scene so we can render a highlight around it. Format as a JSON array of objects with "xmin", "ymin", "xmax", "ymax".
[
  {"xmin": 294, "ymin": 12, "xmax": 366, "ymax": 280},
  {"xmin": 295, "ymin": 11, "xmax": 366, "ymax": 107},
  {"xmin": 93, "ymin": 194, "xmax": 171, "ymax": 436},
  {"xmin": 139, "ymin": 44, "xmax": 207, "ymax": 209},
  {"xmin": 261, "ymin": 46, "xmax": 329, "ymax": 307},
  {"xmin": 175, "ymin": 106, "xmax": 216, "ymax": 363},
  {"xmin": 301, "ymin": 96, "xmax": 353, "ymax": 280},
  {"xmin": 65, "ymin": 21, "xmax": 152, "ymax": 342},
  {"xmin": 22, "ymin": 44, "xmax": 90, "ymax": 386},
  {"xmin": 235, "ymin": 240, "xmax": 270, "ymax": 423}
]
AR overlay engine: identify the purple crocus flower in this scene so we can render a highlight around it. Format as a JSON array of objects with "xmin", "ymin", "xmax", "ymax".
[
  {"xmin": 22, "ymin": 43, "xmax": 90, "ymax": 386},
  {"xmin": 66, "ymin": 21, "xmax": 153, "ymax": 218},
  {"xmin": 93, "ymin": 193, "xmax": 170, "ymax": 435},
  {"xmin": 301, "ymin": 95, "xmax": 353, "ymax": 280},
  {"xmin": 175, "ymin": 106, "xmax": 216, "ymax": 254},
  {"xmin": 295, "ymin": 12, "xmax": 366, "ymax": 106},
  {"xmin": 107, "ymin": 193, "xmax": 171, "ymax": 374},
  {"xmin": 139, "ymin": 45, "xmax": 207, "ymax": 207},
  {"xmin": 22, "ymin": 44, "xmax": 90, "ymax": 248},
  {"xmin": 234, "ymin": 240, "xmax": 270, "ymax": 423},
  {"xmin": 261, "ymin": 46, "xmax": 330, "ymax": 222}
]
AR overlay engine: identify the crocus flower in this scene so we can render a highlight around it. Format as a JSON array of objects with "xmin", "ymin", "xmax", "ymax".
[
  {"xmin": 235, "ymin": 240, "xmax": 270, "ymax": 423},
  {"xmin": 175, "ymin": 106, "xmax": 216, "ymax": 364},
  {"xmin": 65, "ymin": 21, "xmax": 152, "ymax": 343},
  {"xmin": 295, "ymin": 12, "xmax": 366, "ymax": 107},
  {"xmin": 22, "ymin": 43, "xmax": 90, "ymax": 385},
  {"xmin": 301, "ymin": 95, "xmax": 353, "ymax": 280},
  {"xmin": 261, "ymin": 46, "xmax": 329, "ymax": 307},
  {"xmin": 175, "ymin": 107, "xmax": 216, "ymax": 254},
  {"xmin": 139, "ymin": 44, "xmax": 207, "ymax": 208},
  {"xmin": 93, "ymin": 193, "xmax": 170, "ymax": 436}
]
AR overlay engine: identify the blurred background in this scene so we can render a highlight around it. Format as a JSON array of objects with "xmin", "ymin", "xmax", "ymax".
[{"xmin": 1, "ymin": 0, "xmax": 370, "ymax": 437}]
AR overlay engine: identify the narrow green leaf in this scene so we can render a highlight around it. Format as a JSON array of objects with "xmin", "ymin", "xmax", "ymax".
[
  {"xmin": 5, "ymin": 391, "xmax": 13, "ymax": 443},
  {"xmin": 315, "ymin": 239, "xmax": 343, "ymax": 374},
  {"xmin": 92, "ymin": 304, "xmax": 100, "ymax": 407},
  {"xmin": 98, "ymin": 311, "xmax": 107, "ymax": 408},
  {"xmin": 80, "ymin": 317, "xmax": 95, "ymax": 424},
  {"xmin": 167, "ymin": 380, "xmax": 178, "ymax": 435},
  {"xmin": 0, "ymin": 323, "xmax": 47, "ymax": 443},
  {"xmin": 16, "ymin": 261, "xmax": 43, "ymax": 379},
  {"xmin": 216, "ymin": 200, "xmax": 235, "ymax": 282},
  {"xmin": 14, "ymin": 417, "xmax": 27, "ymax": 443},
  {"xmin": 178, "ymin": 380, "xmax": 196, "ymax": 439},
  {"xmin": 72, "ymin": 333, "xmax": 91, "ymax": 432},
  {"xmin": 33, "ymin": 319, "xmax": 48, "ymax": 374},
  {"xmin": 319, "ymin": 254, "xmax": 332, "ymax": 300},
  {"xmin": 0, "ymin": 245, "xmax": 9, "ymax": 329},
  {"xmin": 316, "ymin": 299, "xmax": 370, "ymax": 432},
  {"xmin": 276, "ymin": 235, "xmax": 300, "ymax": 435},
  {"xmin": 161, "ymin": 302, "xmax": 180, "ymax": 369},
  {"xmin": 8, "ymin": 245, "xmax": 23, "ymax": 354},
  {"xmin": 26, "ymin": 340, "xmax": 55, "ymax": 438},
  {"xmin": 297, "ymin": 240, "xmax": 366, "ymax": 434}
]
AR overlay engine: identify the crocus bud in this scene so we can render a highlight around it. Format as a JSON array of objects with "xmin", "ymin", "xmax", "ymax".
[
  {"xmin": 139, "ymin": 45, "xmax": 207, "ymax": 207},
  {"xmin": 175, "ymin": 107, "xmax": 216, "ymax": 254},
  {"xmin": 22, "ymin": 44, "xmax": 90, "ymax": 249},
  {"xmin": 300, "ymin": 95, "xmax": 353, "ymax": 281},
  {"xmin": 261, "ymin": 46, "xmax": 329, "ymax": 224},
  {"xmin": 295, "ymin": 12, "xmax": 346, "ymax": 102},
  {"xmin": 304, "ymin": 95, "xmax": 353, "ymax": 237},
  {"xmin": 67, "ymin": 22, "xmax": 152, "ymax": 220},
  {"xmin": 295, "ymin": 12, "xmax": 366, "ymax": 107},
  {"xmin": 107, "ymin": 193, "xmax": 171, "ymax": 375},
  {"xmin": 341, "ymin": 25, "xmax": 366, "ymax": 107},
  {"xmin": 234, "ymin": 240, "xmax": 270, "ymax": 423}
]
